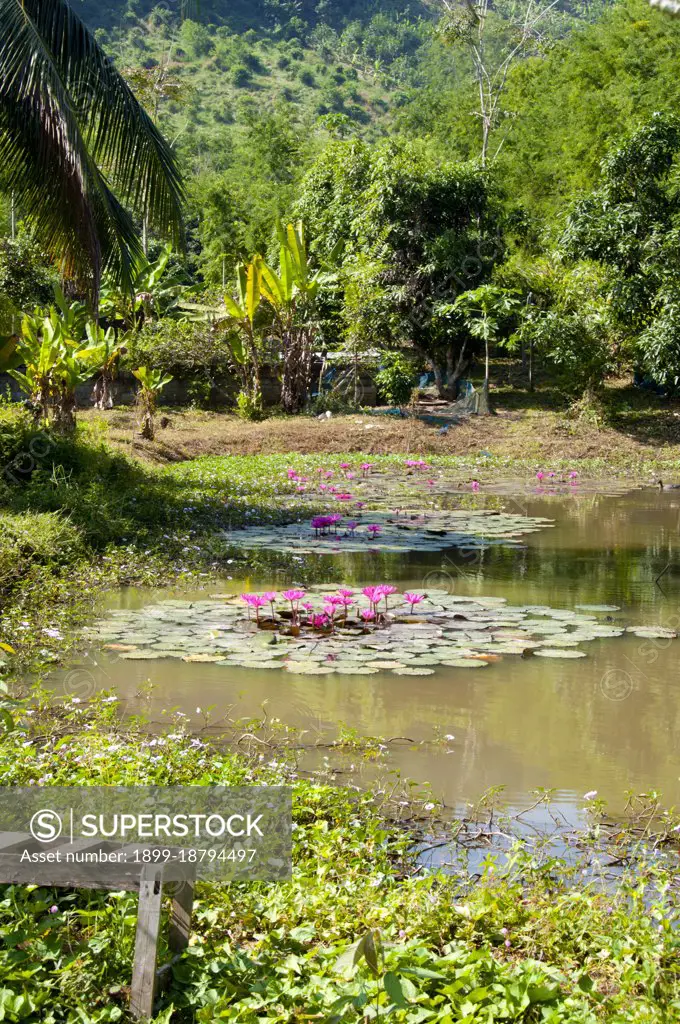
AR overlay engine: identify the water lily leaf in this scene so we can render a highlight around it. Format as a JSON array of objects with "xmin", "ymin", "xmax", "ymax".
[
  {"xmin": 393, "ymin": 667, "xmax": 436, "ymax": 676},
  {"xmin": 575, "ymin": 604, "xmax": 621, "ymax": 613},
  {"xmin": 182, "ymin": 654, "xmax": 224, "ymax": 663},
  {"xmin": 533, "ymin": 649, "xmax": 587, "ymax": 659}
]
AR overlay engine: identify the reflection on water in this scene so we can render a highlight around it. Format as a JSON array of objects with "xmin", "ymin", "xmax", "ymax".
[{"xmin": 51, "ymin": 488, "xmax": 680, "ymax": 815}]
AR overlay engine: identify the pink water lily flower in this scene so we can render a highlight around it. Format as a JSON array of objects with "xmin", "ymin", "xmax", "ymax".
[
  {"xmin": 345, "ymin": 522, "xmax": 358, "ymax": 535},
  {"xmin": 360, "ymin": 609, "xmax": 376, "ymax": 622},
  {"xmin": 404, "ymin": 592, "xmax": 425, "ymax": 614},
  {"xmin": 287, "ymin": 468, "xmax": 298, "ymax": 480},
  {"xmin": 536, "ymin": 470, "xmax": 545, "ymax": 482},
  {"xmin": 377, "ymin": 584, "xmax": 398, "ymax": 609},
  {"xmin": 361, "ymin": 463, "xmax": 373, "ymax": 476},
  {"xmin": 471, "ymin": 480, "xmax": 480, "ymax": 492},
  {"xmin": 262, "ymin": 592, "xmax": 277, "ymax": 618},
  {"xmin": 313, "ymin": 613, "xmax": 330, "ymax": 630},
  {"xmin": 336, "ymin": 493, "xmax": 353, "ymax": 502},
  {"xmin": 282, "ymin": 589, "xmax": 306, "ymax": 623},
  {"xmin": 241, "ymin": 593, "xmax": 268, "ymax": 623},
  {"xmin": 367, "ymin": 524, "xmax": 382, "ymax": 537},
  {"xmin": 340, "ymin": 462, "xmax": 351, "ymax": 471}
]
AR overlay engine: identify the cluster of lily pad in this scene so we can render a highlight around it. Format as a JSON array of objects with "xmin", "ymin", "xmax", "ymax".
[
  {"xmin": 84, "ymin": 589, "xmax": 678, "ymax": 678},
  {"xmin": 223, "ymin": 508, "xmax": 554, "ymax": 555}
]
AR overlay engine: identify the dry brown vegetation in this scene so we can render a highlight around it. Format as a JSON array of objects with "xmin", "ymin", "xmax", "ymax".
[{"xmin": 80, "ymin": 378, "xmax": 680, "ymax": 470}]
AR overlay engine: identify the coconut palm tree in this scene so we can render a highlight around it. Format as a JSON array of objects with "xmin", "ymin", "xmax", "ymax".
[{"xmin": 0, "ymin": 0, "xmax": 185, "ymax": 304}]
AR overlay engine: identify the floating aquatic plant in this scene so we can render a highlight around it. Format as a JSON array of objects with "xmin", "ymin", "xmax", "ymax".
[
  {"xmin": 227, "ymin": 508, "xmax": 555, "ymax": 556},
  {"xmin": 84, "ymin": 589, "xmax": 677, "ymax": 679}
]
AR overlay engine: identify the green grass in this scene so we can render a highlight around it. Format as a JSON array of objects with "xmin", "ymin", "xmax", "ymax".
[
  {"xmin": 0, "ymin": 694, "xmax": 678, "ymax": 1022},
  {"xmin": 1, "ymin": 411, "xmax": 680, "ymax": 1020}
]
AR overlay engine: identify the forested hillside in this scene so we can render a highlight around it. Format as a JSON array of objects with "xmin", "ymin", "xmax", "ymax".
[
  {"xmin": 65, "ymin": 0, "xmax": 635, "ymax": 285},
  {"xmin": 5, "ymin": 0, "xmax": 680, "ymax": 405}
]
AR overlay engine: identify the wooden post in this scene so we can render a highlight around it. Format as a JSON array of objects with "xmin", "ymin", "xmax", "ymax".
[
  {"xmin": 168, "ymin": 879, "xmax": 194, "ymax": 953},
  {"xmin": 130, "ymin": 868, "xmax": 164, "ymax": 1019}
]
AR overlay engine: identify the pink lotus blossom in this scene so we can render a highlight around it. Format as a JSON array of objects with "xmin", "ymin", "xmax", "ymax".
[
  {"xmin": 325, "ymin": 595, "xmax": 344, "ymax": 606},
  {"xmin": 312, "ymin": 613, "xmax": 330, "ymax": 630},
  {"xmin": 338, "ymin": 588, "xmax": 354, "ymax": 598},
  {"xmin": 360, "ymin": 609, "xmax": 376, "ymax": 622},
  {"xmin": 404, "ymin": 592, "xmax": 425, "ymax": 614}
]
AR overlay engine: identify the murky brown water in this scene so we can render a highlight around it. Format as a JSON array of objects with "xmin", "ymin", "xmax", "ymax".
[{"xmin": 52, "ymin": 487, "xmax": 680, "ymax": 816}]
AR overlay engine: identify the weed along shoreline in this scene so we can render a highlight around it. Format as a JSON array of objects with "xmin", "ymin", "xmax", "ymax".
[{"xmin": 0, "ymin": 408, "xmax": 680, "ymax": 1019}]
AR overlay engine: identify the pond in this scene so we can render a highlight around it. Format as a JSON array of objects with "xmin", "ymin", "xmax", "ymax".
[{"xmin": 50, "ymin": 487, "xmax": 680, "ymax": 821}]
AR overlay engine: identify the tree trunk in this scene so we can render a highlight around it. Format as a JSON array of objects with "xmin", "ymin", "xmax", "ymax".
[
  {"xmin": 281, "ymin": 327, "xmax": 313, "ymax": 414},
  {"xmin": 93, "ymin": 374, "xmax": 114, "ymax": 410},
  {"xmin": 54, "ymin": 388, "xmax": 77, "ymax": 431}
]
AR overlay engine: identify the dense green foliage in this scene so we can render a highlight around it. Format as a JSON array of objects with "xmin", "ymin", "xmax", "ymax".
[{"xmin": 5, "ymin": 0, "xmax": 680, "ymax": 393}]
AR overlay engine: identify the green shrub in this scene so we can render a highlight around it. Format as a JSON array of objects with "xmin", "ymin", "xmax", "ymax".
[
  {"xmin": 232, "ymin": 64, "xmax": 253, "ymax": 87},
  {"xmin": 0, "ymin": 511, "xmax": 82, "ymax": 591},
  {"xmin": 375, "ymin": 353, "xmax": 417, "ymax": 406},
  {"xmin": 236, "ymin": 390, "xmax": 264, "ymax": 421}
]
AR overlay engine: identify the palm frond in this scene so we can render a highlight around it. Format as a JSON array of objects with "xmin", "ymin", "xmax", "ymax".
[{"xmin": 0, "ymin": 0, "xmax": 185, "ymax": 300}]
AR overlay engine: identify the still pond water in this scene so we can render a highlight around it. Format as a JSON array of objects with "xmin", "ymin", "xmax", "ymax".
[{"xmin": 55, "ymin": 488, "xmax": 680, "ymax": 818}]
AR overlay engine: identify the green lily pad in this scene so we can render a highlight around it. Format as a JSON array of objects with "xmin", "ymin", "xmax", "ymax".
[{"xmin": 533, "ymin": 649, "xmax": 587, "ymax": 659}]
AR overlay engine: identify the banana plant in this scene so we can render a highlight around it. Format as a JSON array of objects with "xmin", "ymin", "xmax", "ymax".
[
  {"xmin": 100, "ymin": 246, "xmax": 184, "ymax": 327},
  {"xmin": 0, "ymin": 302, "xmax": 109, "ymax": 429},
  {"xmin": 133, "ymin": 365, "xmax": 173, "ymax": 440},
  {"xmin": 262, "ymin": 221, "xmax": 326, "ymax": 413},
  {"xmin": 8, "ymin": 310, "xmax": 65, "ymax": 424},
  {"xmin": 221, "ymin": 257, "xmax": 265, "ymax": 405},
  {"xmin": 84, "ymin": 322, "xmax": 127, "ymax": 409}
]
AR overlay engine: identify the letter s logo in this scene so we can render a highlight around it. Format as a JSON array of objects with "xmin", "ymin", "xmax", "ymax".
[{"xmin": 30, "ymin": 809, "xmax": 63, "ymax": 843}]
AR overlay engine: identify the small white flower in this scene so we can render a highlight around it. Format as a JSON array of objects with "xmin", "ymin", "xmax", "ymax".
[{"xmin": 583, "ymin": 790, "xmax": 598, "ymax": 801}]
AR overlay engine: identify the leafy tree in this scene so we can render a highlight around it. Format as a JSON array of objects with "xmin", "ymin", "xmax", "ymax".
[
  {"xmin": 296, "ymin": 138, "xmax": 500, "ymax": 398},
  {"xmin": 452, "ymin": 284, "xmax": 519, "ymax": 399},
  {"xmin": 133, "ymin": 366, "xmax": 173, "ymax": 439},
  {"xmin": 0, "ymin": 0, "xmax": 185, "ymax": 300},
  {"xmin": 562, "ymin": 114, "xmax": 680, "ymax": 385}
]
